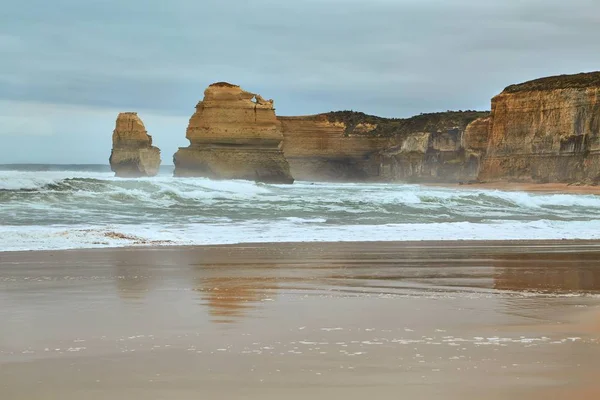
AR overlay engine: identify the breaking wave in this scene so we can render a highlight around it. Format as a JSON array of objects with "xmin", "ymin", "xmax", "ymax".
[{"xmin": 1, "ymin": 168, "xmax": 600, "ymax": 251}]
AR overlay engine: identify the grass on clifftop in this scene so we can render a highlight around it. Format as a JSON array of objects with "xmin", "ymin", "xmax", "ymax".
[
  {"xmin": 503, "ymin": 71, "xmax": 600, "ymax": 93},
  {"xmin": 320, "ymin": 110, "xmax": 489, "ymax": 137}
]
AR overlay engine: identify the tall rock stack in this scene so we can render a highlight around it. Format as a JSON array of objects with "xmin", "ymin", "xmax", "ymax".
[
  {"xmin": 109, "ymin": 112, "xmax": 161, "ymax": 177},
  {"xmin": 479, "ymin": 72, "xmax": 600, "ymax": 184},
  {"xmin": 173, "ymin": 82, "xmax": 294, "ymax": 183}
]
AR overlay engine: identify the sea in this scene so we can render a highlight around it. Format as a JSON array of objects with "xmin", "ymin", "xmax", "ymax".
[{"xmin": 1, "ymin": 164, "xmax": 600, "ymax": 252}]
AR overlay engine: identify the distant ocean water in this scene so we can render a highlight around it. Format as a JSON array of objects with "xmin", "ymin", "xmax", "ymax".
[{"xmin": 1, "ymin": 164, "xmax": 600, "ymax": 251}]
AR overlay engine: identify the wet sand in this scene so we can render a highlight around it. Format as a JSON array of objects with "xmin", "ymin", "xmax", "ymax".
[
  {"xmin": 1, "ymin": 240, "xmax": 600, "ymax": 399},
  {"xmin": 428, "ymin": 182, "xmax": 600, "ymax": 195}
]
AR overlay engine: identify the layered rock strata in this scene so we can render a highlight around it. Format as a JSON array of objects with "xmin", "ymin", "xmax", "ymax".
[
  {"xmin": 460, "ymin": 116, "xmax": 492, "ymax": 180},
  {"xmin": 479, "ymin": 72, "xmax": 600, "ymax": 183},
  {"xmin": 279, "ymin": 115, "xmax": 388, "ymax": 181},
  {"xmin": 463, "ymin": 116, "xmax": 491, "ymax": 155},
  {"xmin": 281, "ymin": 111, "xmax": 488, "ymax": 182},
  {"xmin": 173, "ymin": 82, "xmax": 293, "ymax": 183},
  {"xmin": 109, "ymin": 112, "xmax": 161, "ymax": 177}
]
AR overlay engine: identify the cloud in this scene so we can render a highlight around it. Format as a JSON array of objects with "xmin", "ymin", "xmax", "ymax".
[
  {"xmin": 0, "ymin": 100, "xmax": 188, "ymax": 164},
  {"xmin": 1, "ymin": 0, "xmax": 599, "ymax": 162}
]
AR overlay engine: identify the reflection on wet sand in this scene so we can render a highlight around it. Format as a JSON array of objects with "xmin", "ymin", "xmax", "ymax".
[
  {"xmin": 1, "ymin": 241, "xmax": 600, "ymax": 400},
  {"xmin": 493, "ymin": 252, "xmax": 600, "ymax": 292},
  {"xmin": 193, "ymin": 264, "xmax": 279, "ymax": 323}
]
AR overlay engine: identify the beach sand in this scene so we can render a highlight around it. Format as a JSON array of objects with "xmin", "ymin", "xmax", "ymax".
[
  {"xmin": 1, "ymin": 240, "xmax": 600, "ymax": 399},
  {"xmin": 438, "ymin": 181, "xmax": 600, "ymax": 195}
]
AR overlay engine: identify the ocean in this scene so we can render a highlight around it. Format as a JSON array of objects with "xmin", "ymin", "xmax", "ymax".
[{"xmin": 1, "ymin": 164, "xmax": 600, "ymax": 252}]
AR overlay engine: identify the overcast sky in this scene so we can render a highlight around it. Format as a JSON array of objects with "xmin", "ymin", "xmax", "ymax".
[{"xmin": 1, "ymin": 0, "xmax": 599, "ymax": 164}]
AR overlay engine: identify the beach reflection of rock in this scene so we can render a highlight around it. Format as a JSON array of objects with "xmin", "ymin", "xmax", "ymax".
[
  {"xmin": 194, "ymin": 265, "xmax": 279, "ymax": 323},
  {"xmin": 493, "ymin": 252, "xmax": 600, "ymax": 292}
]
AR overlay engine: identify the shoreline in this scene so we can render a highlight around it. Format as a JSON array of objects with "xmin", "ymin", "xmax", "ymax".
[
  {"xmin": 3, "ymin": 238, "xmax": 600, "ymax": 256},
  {"xmin": 426, "ymin": 181, "xmax": 600, "ymax": 195}
]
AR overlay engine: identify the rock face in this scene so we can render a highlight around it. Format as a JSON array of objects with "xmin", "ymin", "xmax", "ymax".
[
  {"xmin": 109, "ymin": 112, "xmax": 161, "ymax": 177},
  {"xmin": 463, "ymin": 116, "xmax": 491, "ymax": 154},
  {"xmin": 479, "ymin": 72, "xmax": 600, "ymax": 183},
  {"xmin": 461, "ymin": 116, "xmax": 492, "ymax": 179},
  {"xmin": 280, "ymin": 115, "xmax": 388, "ymax": 181},
  {"xmin": 281, "ymin": 111, "xmax": 488, "ymax": 182},
  {"xmin": 375, "ymin": 112, "xmax": 488, "ymax": 182},
  {"xmin": 173, "ymin": 82, "xmax": 293, "ymax": 183}
]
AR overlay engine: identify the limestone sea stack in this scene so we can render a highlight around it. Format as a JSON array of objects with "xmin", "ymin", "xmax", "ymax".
[
  {"xmin": 109, "ymin": 112, "xmax": 161, "ymax": 177},
  {"xmin": 173, "ymin": 82, "xmax": 294, "ymax": 183},
  {"xmin": 479, "ymin": 72, "xmax": 600, "ymax": 184}
]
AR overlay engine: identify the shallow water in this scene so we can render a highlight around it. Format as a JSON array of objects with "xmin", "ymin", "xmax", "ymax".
[
  {"xmin": 2, "ymin": 165, "xmax": 600, "ymax": 251},
  {"xmin": 1, "ymin": 242, "xmax": 599, "ymax": 399}
]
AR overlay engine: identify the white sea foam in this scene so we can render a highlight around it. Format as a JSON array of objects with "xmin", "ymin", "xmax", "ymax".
[
  {"xmin": 2, "ymin": 169, "xmax": 600, "ymax": 251},
  {"xmin": 2, "ymin": 219, "xmax": 600, "ymax": 252}
]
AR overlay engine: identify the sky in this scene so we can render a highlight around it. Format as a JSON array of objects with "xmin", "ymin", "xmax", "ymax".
[{"xmin": 1, "ymin": 0, "xmax": 600, "ymax": 164}]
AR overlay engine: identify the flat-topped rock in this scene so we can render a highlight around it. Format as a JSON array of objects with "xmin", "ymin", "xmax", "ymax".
[
  {"xmin": 480, "ymin": 72, "xmax": 600, "ymax": 184},
  {"xmin": 174, "ymin": 83, "xmax": 293, "ymax": 183},
  {"xmin": 503, "ymin": 71, "xmax": 600, "ymax": 93}
]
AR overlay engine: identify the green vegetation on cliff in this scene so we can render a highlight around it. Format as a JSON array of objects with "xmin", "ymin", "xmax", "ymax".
[
  {"xmin": 320, "ymin": 110, "xmax": 489, "ymax": 137},
  {"xmin": 503, "ymin": 71, "xmax": 600, "ymax": 93}
]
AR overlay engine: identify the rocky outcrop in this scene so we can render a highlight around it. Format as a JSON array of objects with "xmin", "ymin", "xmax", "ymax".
[
  {"xmin": 479, "ymin": 72, "xmax": 600, "ymax": 184},
  {"xmin": 375, "ymin": 112, "xmax": 488, "ymax": 182},
  {"xmin": 109, "ymin": 112, "xmax": 161, "ymax": 177},
  {"xmin": 173, "ymin": 82, "xmax": 293, "ymax": 183},
  {"xmin": 463, "ymin": 116, "xmax": 491, "ymax": 154},
  {"xmin": 458, "ymin": 116, "xmax": 492, "ymax": 180},
  {"xmin": 281, "ymin": 111, "xmax": 488, "ymax": 182},
  {"xmin": 280, "ymin": 115, "xmax": 388, "ymax": 181}
]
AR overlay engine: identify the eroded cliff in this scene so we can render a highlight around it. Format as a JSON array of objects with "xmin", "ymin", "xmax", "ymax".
[
  {"xmin": 279, "ymin": 115, "xmax": 388, "ymax": 181},
  {"xmin": 280, "ymin": 111, "xmax": 488, "ymax": 182},
  {"xmin": 109, "ymin": 112, "xmax": 161, "ymax": 177},
  {"xmin": 479, "ymin": 72, "xmax": 600, "ymax": 184},
  {"xmin": 173, "ymin": 83, "xmax": 293, "ymax": 183}
]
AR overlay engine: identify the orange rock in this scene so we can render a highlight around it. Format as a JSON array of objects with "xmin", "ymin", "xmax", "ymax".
[
  {"xmin": 479, "ymin": 72, "xmax": 600, "ymax": 183},
  {"xmin": 280, "ymin": 115, "xmax": 388, "ymax": 181},
  {"xmin": 280, "ymin": 111, "xmax": 487, "ymax": 182},
  {"xmin": 463, "ymin": 116, "xmax": 491, "ymax": 154},
  {"xmin": 174, "ymin": 83, "xmax": 293, "ymax": 183},
  {"xmin": 109, "ymin": 112, "xmax": 161, "ymax": 177}
]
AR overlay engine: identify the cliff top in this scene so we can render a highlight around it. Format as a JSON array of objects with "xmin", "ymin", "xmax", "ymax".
[
  {"xmin": 293, "ymin": 110, "xmax": 489, "ymax": 137},
  {"xmin": 503, "ymin": 71, "xmax": 600, "ymax": 93},
  {"xmin": 210, "ymin": 82, "xmax": 240, "ymax": 88},
  {"xmin": 115, "ymin": 112, "xmax": 146, "ymax": 130},
  {"xmin": 112, "ymin": 112, "xmax": 152, "ymax": 148}
]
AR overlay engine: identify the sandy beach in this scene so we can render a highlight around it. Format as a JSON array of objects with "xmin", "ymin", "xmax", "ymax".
[
  {"xmin": 432, "ymin": 181, "xmax": 600, "ymax": 195},
  {"xmin": 1, "ymin": 240, "xmax": 599, "ymax": 399}
]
